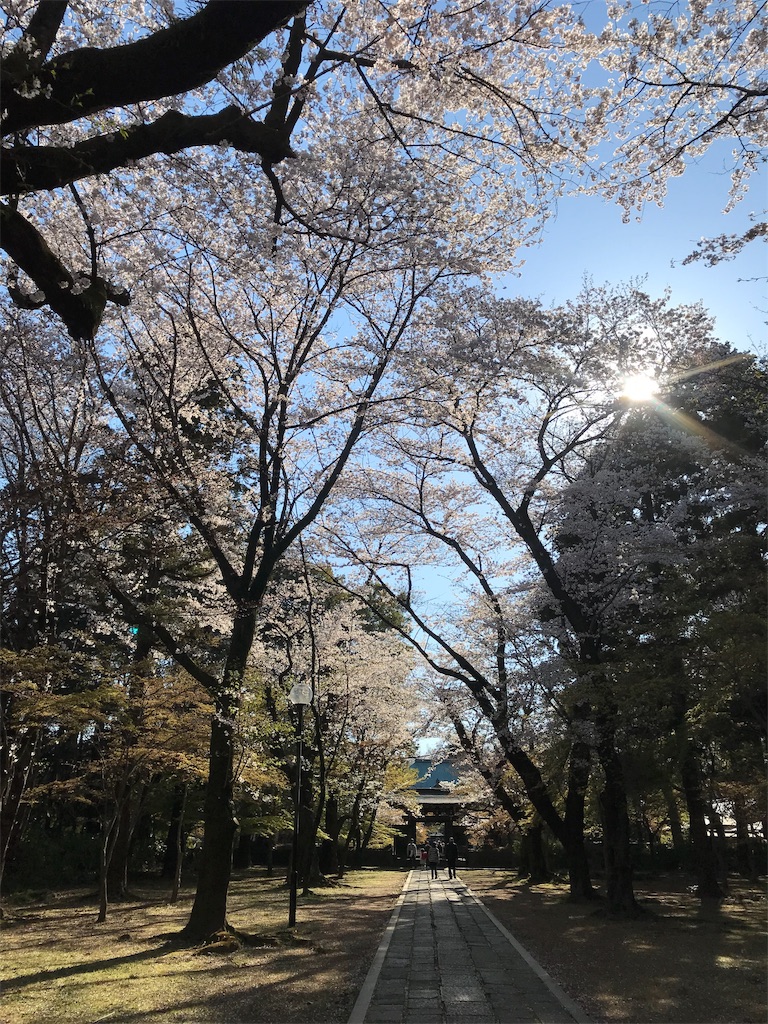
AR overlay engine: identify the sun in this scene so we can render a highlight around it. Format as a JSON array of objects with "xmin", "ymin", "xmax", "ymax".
[{"xmin": 620, "ymin": 372, "xmax": 659, "ymax": 403}]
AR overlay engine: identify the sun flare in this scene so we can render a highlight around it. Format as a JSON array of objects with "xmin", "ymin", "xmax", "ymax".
[{"xmin": 621, "ymin": 372, "xmax": 659, "ymax": 402}]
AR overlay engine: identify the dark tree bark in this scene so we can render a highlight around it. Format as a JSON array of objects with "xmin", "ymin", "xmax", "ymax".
[
  {"xmin": 97, "ymin": 781, "xmax": 127, "ymax": 924},
  {"xmin": 462, "ymin": 457, "xmax": 633, "ymax": 908},
  {"xmin": 162, "ymin": 784, "xmax": 188, "ymax": 879},
  {"xmin": 233, "ymin": 832, "xmax": 252, "ymax": 870},
  {"xmin": 181, "ymin": 609, "xmax": 256, "ymax": 940},
  {"xmin": 1, "ymin": 2, "xmax": 306, "ymax": 134},
  {"xmin": 518, "ymin": 820, "xmax": 550, "ymax": 883},
  {"xmin": 164, "ymin": 784, "xmax": 188, "ymax": 902},
  {"xmin": 563, "ymin": 731, "xmax": 595, "ymax": 900},
  {"xmin": 323, "ymin": 792, "xmax": 342, "ymax": 877},
  {"xmin": 668, "ymin": 671, "xmax": 725, "ymax": 900},
  {"xmin": 733, "ymin": 793, "xmax": 758, "ymax": 880},
  {"xmin": 1, "ymin": 1, "xmax": 305, "ymax": 338},
  {"xmin": 679, "ymin": 737, "xmax": 725, "ymax": 898},
  {"xmin": 181, "ymin": 713, "xmax": 238, "ymax": 938},
  {"xmin": 449, "ymin": 695, "xmax": 594, "ymax": 899},
  {"xmin": 594, "ymin": 715, "xmax": 639, "ymax": 916},
  {"xmin": 0, "ymin": 203, "xmax": 130, "ymax": 341},
  {"xmin": 663, "ymin": 780, "xmax": 686, "ymax": 855},
  {"xmin": 106, "ymin": 793, "xmax": 133, "ymax": 899},
  {"xmin": 0, "ymin": 724, "xmax": 39, "ymax": 900},
  {"xmin": 2, "ymin": 109, "xmax": 292, "ymax": 195}
]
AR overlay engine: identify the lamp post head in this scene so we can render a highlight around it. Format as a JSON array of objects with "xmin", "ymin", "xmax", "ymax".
[{"xmin": 288, "ymin": 682, "xmax": 313, "ymax": 706}]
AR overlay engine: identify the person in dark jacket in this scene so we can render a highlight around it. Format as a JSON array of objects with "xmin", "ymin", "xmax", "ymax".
[
  {"xmin": 427, "ymin": 841, "xmax": 440, "ymax": 879},
  {"xmin": 445, "ymin": 837, "xmax": 459, "ymax": 879}
]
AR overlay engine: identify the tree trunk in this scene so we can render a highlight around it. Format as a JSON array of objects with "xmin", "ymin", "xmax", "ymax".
[
  {"xmin": 733, "ymin": 793, "xmax": 757, "ymax": 879},
  {"xmin": 323, "ymin": 793, "xmax": 341, "ymax": 877},
  {"xmin": 162, "ymin": 784, "xmax": 187, "ymax": 879},
  {"xmin": 97, "ymin": 803, "xmax": 122, "ymax": 923},
  {"xmin": 563, "ymin": 729, "xmax": 595, "ymax": 900},
  {"xmin": 706, "ymin": 802, "xmax": 729, "ymax": 883},
  {"xmin": 299, "ymin": 801, "xmax": 320, "ymax": 893},
  {"xmin": 181, "ymin": 714, "xmax": 238, "ymax": 938},
  {"xmin": 106, "ymin": 790, "xmax": 133, "ymax": 898},
  {"xmin": 519, "ymin": 821, "xmax": 550, "ymax": 883},
  {"xmin": 678, "ymin": 736, "xmax": 724, "ymax": 899},
  {"xmin": 170, "ymin": 785, "xmax": 187, "ymax": 903},
  {"xmin": 340, "ymin": 790, "xmax": 363, "ymax": 875},
  {"xmin": 663, "ymin": 780, "xmax": 686, "ymax": 854},
  {"xmin": 361, "ymin": 805, "xmax": 377, "ymax": 853},
  {"xmin": 233, "ymin": 832, "xmax": 252, "ymax": 869},
  {"xmin": 0, "ymin": 728, "xmax": 39, "ymax": 899},
  {"xmin": 453, "ymin": 707, "xmax": 593, "ymax": 897},
  {"xmin": 595, "ymin": 720, "xmax": 639, "ymax": 916},
  {"xmin": 182, "ymin": 609, "xmax": 255, "ymax": 939}
]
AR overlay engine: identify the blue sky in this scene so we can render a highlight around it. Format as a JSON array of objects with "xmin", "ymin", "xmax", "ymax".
[{"xmin": 498, "ymin": 148, "xmax": 766, "ymax": 354}]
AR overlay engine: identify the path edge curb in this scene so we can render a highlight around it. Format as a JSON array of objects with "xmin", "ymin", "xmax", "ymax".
[
  {"xmin": 347, "ymin": 869, "xmax": 412, "ymax": 1024},
  {"xmin": 463, "ymin": 883, "xmax": 593, "ymax": 1024}
]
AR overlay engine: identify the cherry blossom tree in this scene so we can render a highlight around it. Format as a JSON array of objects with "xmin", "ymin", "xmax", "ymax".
[
  {"xmin": 252, "ymin": 563, "xmax": 418, "ymax": 883},
  {"xmin": 324, "ymin": 281, "xmax": 759, "ymax": 914},
  {"xmin": 2, "ymin": 0, "xmax": 763, "ymax": 936},
  {"xmin": 597, "ymin": 0, "xmax": 767, "ymax": 255},
  {"xmin": 75, "ymin": 202, "xmax": 463, "ymax": 936}
]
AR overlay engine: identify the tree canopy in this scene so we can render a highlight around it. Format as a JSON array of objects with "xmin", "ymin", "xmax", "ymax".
[
  {"xmin": 2, "ymin": 1, "xmax": 764, "ymax": 338},
  {"xmin": 1, "ymin": 0, "xmax": 765, "ymax": 937}
]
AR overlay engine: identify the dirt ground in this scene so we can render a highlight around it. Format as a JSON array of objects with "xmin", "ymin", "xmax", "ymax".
[
  {"xmin": 466, "ymin": 869, "xmax": 767, "ymax": 1024},
  {"xmin": 2, "ymin": 867, "xmax": 766, "ymax": 1024},
  {"xmin": 1, "ymin": 868, "xmax": 404, "ymax": 1024}
]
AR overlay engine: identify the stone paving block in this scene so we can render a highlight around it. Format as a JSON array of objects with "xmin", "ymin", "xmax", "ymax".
[
  {"xmin": 406, "ymin": 996, "xmax": 442, "ymax": 1010},
  {"xmin": 375, "ymin": 982, "xmax": 409, "ymax": 998},
  {"xmin": 366, "ymin": 1007, "xmax": 403, "ymax": 1022},
  {"xmin": 444, "ymin": 999, "xmax": 491, "ymax": 1013},
  {"xmin": 440, "ymin": 988, "xmax": 486, "ymax": 1003},
  {"xmin": 357, "ymin": 872, "xmax": 584, "ymax": 1024}
]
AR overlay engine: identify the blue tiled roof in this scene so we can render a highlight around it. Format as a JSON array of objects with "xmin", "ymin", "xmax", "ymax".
[{"xmin": 411, "ymin": 758, "xmax": 460, "ymax": 790}]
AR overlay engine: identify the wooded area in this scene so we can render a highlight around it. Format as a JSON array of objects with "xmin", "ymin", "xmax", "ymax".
[{"xmin": 1, "ymin": 0, "xmax": 765, "ymax": 947}]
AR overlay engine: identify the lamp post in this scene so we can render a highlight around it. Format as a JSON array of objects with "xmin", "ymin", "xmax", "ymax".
[{"xmin": 288, "ymin": 681, "xmax": 312, "ymax": 927}]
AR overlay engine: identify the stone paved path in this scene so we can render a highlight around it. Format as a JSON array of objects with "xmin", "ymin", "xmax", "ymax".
[{"xmin": 349, "ymin": 869, "xmax": 590, "ymax": 1024}]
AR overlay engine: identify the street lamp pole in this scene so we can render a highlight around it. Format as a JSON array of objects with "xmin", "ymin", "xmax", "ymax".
[{"xmin": 288, "ymin": 682, "xmax": 312, "ymax": 928}]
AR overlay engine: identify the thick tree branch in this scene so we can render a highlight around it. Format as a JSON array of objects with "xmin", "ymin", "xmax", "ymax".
[
  {"xmin": 1, "ymin": 1, "xmax": 69, "ymax": 85},
  {"xmin": 2, "ymin": 107, "xmax": 293, "ymax": 195},
  {"xmin": 1, "ymin": 201, "xmax": 129, "ymax": 339},
  {"xmin": 1, "ymin": 1, "xmax": 307, "ymax": 135}
]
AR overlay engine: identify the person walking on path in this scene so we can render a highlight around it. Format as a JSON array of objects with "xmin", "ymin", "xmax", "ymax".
[
  {"xmin": 427, "ymin": 840, "xmax": 440, "ymax": 879},
  {"xmin": 406, "ymin": 840, "xmax": 418, "ymax": 867},
  {"xmin": 420, "ymin": 844, "xmax": 429, "ymax": 870},
  {"xmin": 445, "ymin": 836, "xmax": 459, "ymax": 879}
]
